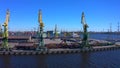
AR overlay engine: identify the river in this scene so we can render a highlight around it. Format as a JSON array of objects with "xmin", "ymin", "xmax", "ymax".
[
  {"xmin": 0, "ymin": 33, "xmax": 120, "ymax": 68},
  {"xmin": 0, "ymin": 49, "xmax": 120, "ymax": 68}
]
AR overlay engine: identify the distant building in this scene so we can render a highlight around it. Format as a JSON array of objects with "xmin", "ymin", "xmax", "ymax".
[
  {"xmin": 72, "ymin": 32, "xmax": 79, "ymax": 37},
  {"xmin": 43, "ymin": 32, "xmax": 47, "ymax": 38},
  {"xmin": 46, "ymin": 31, "xmax": 54, "ymax": 38}
]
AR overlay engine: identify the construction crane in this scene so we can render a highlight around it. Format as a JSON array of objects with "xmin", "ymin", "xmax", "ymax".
[
  {"xmin": 2, "ymin": 9, "xmax": 10, "ymax": 50},
  {"xmin": 81, "ymin": 12, "xmax": 90, "ymax": 48}
]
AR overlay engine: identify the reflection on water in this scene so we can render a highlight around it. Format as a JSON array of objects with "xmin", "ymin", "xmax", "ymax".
[
  {"xmin": 80, "ymin": 52, "xmax": 90, "ymax": 68},
  {"xmin": 36, "ymin": 55, "xmax": 47, "ymax": 68},
  {"xmin": 0, "ymin": 55, "xmax": 11, "ymax": 68},
  {"xmin": 46, "ymin": 54, "xmax": 81, "ymax": 68},
  {"xmin": 0, "ymin": 50, "xmax": 120, "ymax": 68}
]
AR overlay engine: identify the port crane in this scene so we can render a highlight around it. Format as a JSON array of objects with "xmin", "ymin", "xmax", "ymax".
[
  {"xmin": 54, "ymin": 24, "xmax": 58, "ymax": 38},
  {"xmin": 36, "ymin": 9, "xmax": 47, "ymax": 51},
  {"xmin": 2, "ymin": 9, "xmax": 10, "ymax": 50},
  {"xmin": 81, "ymin": 12, "xmax": 90, "ymax": 48}
]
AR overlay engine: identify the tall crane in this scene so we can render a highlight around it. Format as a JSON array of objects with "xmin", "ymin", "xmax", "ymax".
[
  {"xmin": 36, "ymin": 9, "xmax": 46, "ymax": 51},
  {"xmin": 81, "ymin": 12, "xmax": 90, "ymax": 48},
  {"xmin": 54, "ymin": 24, "xmax": 58, "ymax": 38},
  {"xmin": 0, "ymin": 24, "xmax": 2, "ymax": 37},
  {"xmin": 2, "ymin": 9, "xmax": 10, "ymax": 50}
]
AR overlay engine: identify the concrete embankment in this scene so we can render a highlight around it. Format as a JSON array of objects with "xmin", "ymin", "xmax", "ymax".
[{"xmin": 0, "ymin": 45, "xmax": 120, "ymax": 55}]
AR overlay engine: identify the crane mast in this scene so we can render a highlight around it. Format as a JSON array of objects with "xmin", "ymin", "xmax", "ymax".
[
  {"xmin": 81, "ymin": 12, "xmax": 90, "ymax": 48},
  {"xmin": 2, "ymin": 9, "xmax": 10, "ymax": 50},
  {"xmin": 36, "ymin": 9, "xmax": 47, "ymax": 51},
  {"xmin": 54, "ymin": 24, "xmax": 58, "ymax": 38}
]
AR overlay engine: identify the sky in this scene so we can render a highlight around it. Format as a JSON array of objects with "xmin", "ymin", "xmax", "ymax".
[{"xmin": 0, "ymin": 0, "xmax": 120, "ymax": 32}]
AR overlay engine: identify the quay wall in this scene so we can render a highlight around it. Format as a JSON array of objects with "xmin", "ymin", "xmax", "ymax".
[{"xmin": 0, "ymin": 45, "xmax": 120, "ymax": 55}]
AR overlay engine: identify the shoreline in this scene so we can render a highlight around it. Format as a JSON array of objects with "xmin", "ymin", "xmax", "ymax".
[{"xmin": 0, "ymin": 45, "xmax": 120, "ymax": 55}]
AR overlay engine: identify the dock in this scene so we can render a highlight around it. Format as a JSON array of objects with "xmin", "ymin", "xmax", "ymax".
[{"xmin": 0, "ymin": 45, "xmax": 120, "ymax": 55}]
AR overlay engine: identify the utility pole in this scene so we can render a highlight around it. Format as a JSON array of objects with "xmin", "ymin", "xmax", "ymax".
[
  {"xmin": 118, "ymin": 22, "xmax": 119, "ymax": 32},
  {"xmin": 110, "ymin": 23, "xmax": 112, "ymax": 32},
  {"xmin": 33, "ymin": 27, "xmax": 36, "ymax": 36}
]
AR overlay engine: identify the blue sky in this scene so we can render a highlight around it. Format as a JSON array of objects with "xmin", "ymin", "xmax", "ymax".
[{"xmin": 0, "ymin": 0, "xmax": 120, "ymax": 32}]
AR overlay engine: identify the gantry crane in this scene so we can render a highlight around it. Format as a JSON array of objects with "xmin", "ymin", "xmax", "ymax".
[{"xmin": 2, "ymin": 9, "xmax": 10, "ymax": 50}]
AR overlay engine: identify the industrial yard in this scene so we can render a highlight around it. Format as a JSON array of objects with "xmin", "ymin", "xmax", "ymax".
[{"xmin": 0, "ymin": 9, "xmax": 118, "ymax": 54}]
